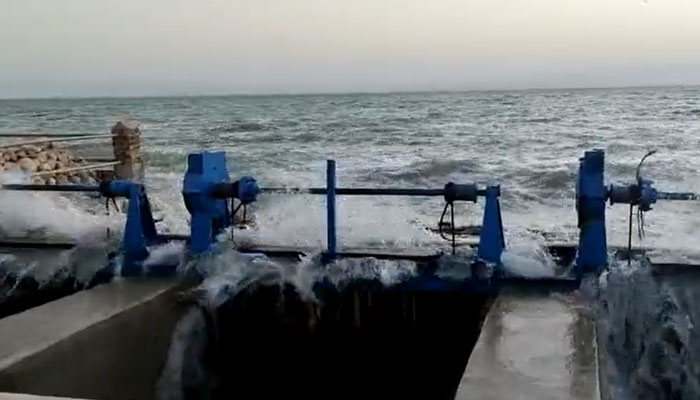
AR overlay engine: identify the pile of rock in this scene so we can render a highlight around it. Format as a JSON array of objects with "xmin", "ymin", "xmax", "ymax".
[{"xmin": 0, "ymin": 143, "xmax": 97, "ymax": 185}]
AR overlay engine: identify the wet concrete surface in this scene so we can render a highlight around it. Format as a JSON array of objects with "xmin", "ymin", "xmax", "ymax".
[
  {"xmin": 0, "ymin": 278, "xmax": 189, "ymax": 400},
  {"xmin": 457, "ymin": 290, "xmax": 600, "ymax": 400},
  {"xmin": 0, "ymin": 394, "xmax": 86, "ymax": 400}
]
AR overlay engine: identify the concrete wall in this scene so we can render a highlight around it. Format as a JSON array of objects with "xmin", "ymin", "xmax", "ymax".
[{"xmin": 0, "ymin": 278, "xmax": 191, "ymax": 400}]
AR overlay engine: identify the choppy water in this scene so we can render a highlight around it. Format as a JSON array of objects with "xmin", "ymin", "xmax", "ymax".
[{"xmin": 1, "ymin": 87, "xmax": 699, "ymax": 253}]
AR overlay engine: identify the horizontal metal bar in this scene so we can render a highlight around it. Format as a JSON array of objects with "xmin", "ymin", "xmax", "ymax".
[
  {"xmin": 0, "ymin": 134, "xmax": 116, "ymax": 149},
  {"xmin": 0, "ymin": 239, "xmax": 77, "ymax": 249},
  {"xmin": 157, "ymin": 233, "xmax": 190, "ymax": 241},
  {"xmin": 0, "ymin": 133, "xmax": 106, "ymax": 138},
  {"xmin": 32, "ymin": 161, "xmax": 121, "ymax": 177},
  {"xmin": 1, "ymin": 184, "xmax": 100, "ymax": 192},
  {"xmin": 657, "ymin": 191, "xmax": 700, "ymax": 201},
  {"xmin": 261, "ymin": 187, "xmax": 448, "ymax": 196},
  {"xmin": 83, "ymin": 157, "xmax": 118, "ymax": 163}
]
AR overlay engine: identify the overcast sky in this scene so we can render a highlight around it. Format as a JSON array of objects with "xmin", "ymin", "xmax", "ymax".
[{"xmin": 1, "ymin": 0, "xmax": 699, "ymax": 98}]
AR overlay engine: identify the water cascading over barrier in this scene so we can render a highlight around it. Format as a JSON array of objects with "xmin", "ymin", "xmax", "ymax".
[{"xmin": 0, "ymin": 148, "xmax": 698, "ymax": 400}]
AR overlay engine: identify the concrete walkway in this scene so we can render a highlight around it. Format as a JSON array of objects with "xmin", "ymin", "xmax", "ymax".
[
  {"xmin": 457, "ymin": 291, "xmax": 600, "ymax": 400},
  {"xmin": 0, "ymin": 394, "xmax": 85, "ymax": 400},
  {"xmin": 0, "ymin": 278, "xmax": 189, "ymax": 400}
]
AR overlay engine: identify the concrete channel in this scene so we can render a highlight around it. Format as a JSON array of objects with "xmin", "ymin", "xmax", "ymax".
[{"xmin": 0, "ymin": 281, "xmax": 604, "ymax": 400}]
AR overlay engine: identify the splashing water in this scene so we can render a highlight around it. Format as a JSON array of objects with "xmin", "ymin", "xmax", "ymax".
[
  {"xmin": 0, "ymin": 172, "xmax": 123, "ymax": 241},
  {"xmin": 501, "ymin": 235, "xmax": 559, "ymax": 278},
  {"xmin": 235, "ymin": 194, "xmax": 438, "ymax": 250},
  {"xmin": 183, "ymin": 241, "xmax": 420, "ymax": 309},
  {"xmin": 597, "ymin": 258, "xmax": 700, "ymax": 400}
]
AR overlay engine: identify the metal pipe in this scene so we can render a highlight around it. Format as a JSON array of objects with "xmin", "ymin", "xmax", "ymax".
[
  {"xmin": 657, "ymin": 191, "xmax": 700, "ymax": 201},
  {"xmin": 326, "ymin": 160, "xmax": 337, "ymax": 258},
  {"xmin": 31, "ymin": 161, "xmax": 121, "ymax": 177},
  {"xmin": 260, "ymin": 187, "xmax": 477, "ymax": 197},
  {"xmin": 0, "ymin": 133, "xmax": 108, "ymax": 138},
  {"xmin": 0, "ymin": 134, "xmax": 116, "ymax": 149},
  {"xmin": 1, "ymin": 183, "xmax": 100, "ymax": 192}
]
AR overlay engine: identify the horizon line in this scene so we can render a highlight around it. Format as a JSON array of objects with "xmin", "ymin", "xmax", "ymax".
[{"xmin": 1, "ymin": 83, "xmax": 698, "ymax": 102}]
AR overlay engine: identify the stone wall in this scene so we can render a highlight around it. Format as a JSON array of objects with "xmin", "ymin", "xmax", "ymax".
[{"xmin": 0, "ymin": 144, "xmax": 97, "ymax": 185}]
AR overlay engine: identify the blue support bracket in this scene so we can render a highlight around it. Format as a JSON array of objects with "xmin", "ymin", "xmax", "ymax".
[
  {"xmin": 99, "ymin": 180, "xmax": 158, "ymax": 276},
  {"xmin": 476, "ymin": 185, "xmax": 505, "ymax": 266}
]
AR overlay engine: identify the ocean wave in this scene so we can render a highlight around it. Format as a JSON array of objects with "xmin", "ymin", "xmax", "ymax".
[
  {"xmin": 205, "ymin": 121, "xmax": 269, "ymax": 133},
  {"xmin": 366, "ymin": 158, "xmax": 481, "ymax": 183},
  {"xmin": 143, "ymin": 150, "xmax": 189, "ymax": 169},
  {"xmin": 670, "ymin": 109, "xmax": 700, "ymax": 116},
  {"xmin": 522, "ymin": 117, "xmax": 563, "ymax": 124},
  {"xmin": 528, "ymin": 168, "xmax": 575, "ymax": 190}
]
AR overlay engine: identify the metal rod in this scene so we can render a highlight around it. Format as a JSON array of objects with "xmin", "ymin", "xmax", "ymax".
[
  {"xmin": 0, "ymin": 133, "xmax": 107, "ymax": 138},
  {"xmin": 83, "ymin": 157, "xmax": 118, "ymax": 163},
  {"xmin": 31, "ymin": 161, "xmax": 121, "ymax": 177},
  {"xmin": 627, "ymin": 204, "xmax": 633, "ymax": 266},
  {"xmin": 260, "ymin": 187, "xmax": 449, "ymax": 196},
  {"xmin": 2, "ymin": 183, "xmax": 100, "ymax": 192},
  {"xmin": 450, "ymin": 202, "xmax": 456, "ymax": 255},
  {"xmin": 657, "ymin": 191, "xmax": 700, "ymax": 201},
  {"xmin": 0, "ymin": 134, "xmax": 116, "ymax": 149},
  {"xmin": 326, "ymin": 160, "xmax": 337, "ymax": 258}
]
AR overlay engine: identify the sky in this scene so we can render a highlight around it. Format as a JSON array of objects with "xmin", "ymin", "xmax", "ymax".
[{"xmin": 1, "ymin": 0, "xmax": 699, "ymax": 98}]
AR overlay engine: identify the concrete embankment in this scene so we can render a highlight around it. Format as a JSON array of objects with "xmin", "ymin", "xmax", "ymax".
[{"xmin": 0, "ymin": 278, "xmax": 190, "ymax": 400}]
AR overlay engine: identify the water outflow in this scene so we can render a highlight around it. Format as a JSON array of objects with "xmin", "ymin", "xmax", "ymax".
[
  {"xmin": 597, "ymin": 260, "xmax": 700, "ymax": 400},
  {"xmin": 156, "ymin": 242, "xmax": 498, "ymax": 400},
  {"xmin": 180, "ymin": 242, "xmax": 420, "ymax": 308}
]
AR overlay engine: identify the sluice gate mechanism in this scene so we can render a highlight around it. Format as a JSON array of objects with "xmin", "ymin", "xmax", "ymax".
[{"xmin": 0, "ymin": 148, "xmax": 697, "ymax": 400}]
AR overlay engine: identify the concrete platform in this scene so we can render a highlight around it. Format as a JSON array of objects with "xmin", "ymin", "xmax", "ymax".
[
  {"xmin": 0, "ymin": 278, "xmax": 191, "ymax": 400},
  {"xmin": 457, "ymin": 290, "xmax": 600, "ymax": 400},
  {"xmin": 0, "ymin": 394, "xmax": 86, "ymax": 400}
]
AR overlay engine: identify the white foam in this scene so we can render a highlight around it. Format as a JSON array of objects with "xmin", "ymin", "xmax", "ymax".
[
  {"xmin": 235, "ymin": 194, "xmax": 437, "ymax": 250},
  {"xmin": 501, "ymin": 235, "xmax": 557, "ymax": 278},
  {"xmin": 0, "ymin": 172, "xmax": 123, "ymax": 241}
]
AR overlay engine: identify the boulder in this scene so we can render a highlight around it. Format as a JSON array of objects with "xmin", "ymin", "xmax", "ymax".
[
  {"xmin": 3, "ymin": 162, "xmax": 19, "ymax": 171},
  {"xmin": 18, "ymin": 157, "xmax": 38, "ymax": 172},
  {"xmin": 59, "ymin": 152, "xmax": 71, "ymax": 165},
  {"xmin": 35, "ymin": 151, "xmax": 48, "ymax": 163},
  {"xmin": 46, "ymin": 177, "xmax": 57, "ymax": 185}
]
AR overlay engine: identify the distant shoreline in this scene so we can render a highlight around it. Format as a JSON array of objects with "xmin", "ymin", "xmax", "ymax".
[{"xmin": 1, "ymin": 84, "xmax": 698, "ymax": 102}]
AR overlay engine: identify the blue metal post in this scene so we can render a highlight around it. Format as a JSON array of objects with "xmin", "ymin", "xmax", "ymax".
[
  {"xmin": 476, "ymin": 185, "xmax": 505, "ymax": 266},
  {"xmin": 182, "ymin": 152, "xmax": 230, "ymax": 253},
  {"xmin": 326, "ymin": 160, "xmax": 337, "ymax": 258},
  {"xmin": 576, "ymin": 149, "xmax": 608, "ymax": 275}
]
